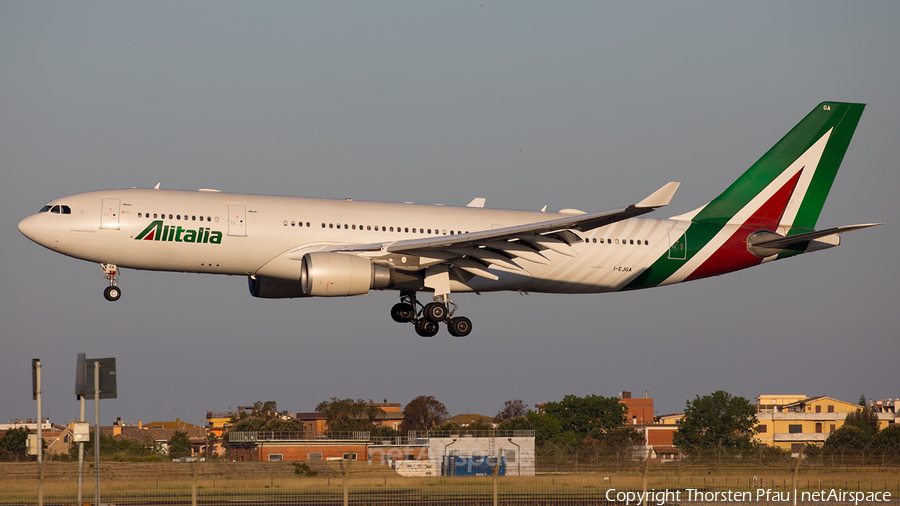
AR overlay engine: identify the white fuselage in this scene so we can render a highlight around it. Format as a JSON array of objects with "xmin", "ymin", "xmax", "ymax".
[{"xmin": 18, "ymin": 188, "xmax": 682, "ymax": 295}]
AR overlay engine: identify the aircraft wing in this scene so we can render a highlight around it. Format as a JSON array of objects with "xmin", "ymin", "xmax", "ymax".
[{"xmin": 316, "ymin": 182, "xmax": 679, "ymax": 281}]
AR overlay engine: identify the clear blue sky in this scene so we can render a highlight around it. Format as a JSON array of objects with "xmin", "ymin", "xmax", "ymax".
[{"xmin": 2, "ymin": 2, "xmax": 897, "ymax": 426}]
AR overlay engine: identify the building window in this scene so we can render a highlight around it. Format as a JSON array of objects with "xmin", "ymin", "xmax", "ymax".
[
  {"xmin": 758, "ymin": 425, "xmax": 767, "ymax": 433},
  {"xmin": 828, "ymin": 405, "xmax": 834, "ymax": 413},
  {"xmin": 791, "ymin": 443, "xmax": 804, "ymax": 454},
  {"xmin": 830, "ymin": 424, "xmax": 836, "ymax": 433},
  {"xmin": 788, "ymin": 424, "xmax": 802, "ymax": 434},
  {"xmin": 309, "ymin": 452, "xmax": 322, "ymax": 461},
  {"xmin": 268, "ymin": 454, "xmax": 283, "ymax": 461},
  {"xmin": 816, "ymin": 405, "xmax": 821, "ymax": 413},
  {"xmin": 343, "ymin": 453, "xmax": 357, "ymax": 461},
  {"xmin": 815, "ymin": 423, "xmax": 823, "ymax": 433},
  {"xmin": 505, "ymin": 450, "xmax": 516, "ymax": 463}
]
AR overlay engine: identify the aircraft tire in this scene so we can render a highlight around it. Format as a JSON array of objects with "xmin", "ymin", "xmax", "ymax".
[
  {"xmin": 448, "ymin": 316, "xmax": 472, "ymax": 338},
  {"xmin": 390, "ymin": 302, "xmax": 415, "ymax": 323},
  {"xmin": 415, "ymin": 319, "xmax": 439, "ymax": 338},
  {"xmin": 423, "ymin": 302, "xmax": 448, "ymax": 323},
  {"xmin": 104, "ymin": 286, "xmax": 121, "ymax": 302}
]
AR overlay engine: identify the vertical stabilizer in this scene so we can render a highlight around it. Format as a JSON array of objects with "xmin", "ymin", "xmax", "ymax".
[{"xmin": 691, "ymin": 102, "xmax": 864, "ymax": 231}]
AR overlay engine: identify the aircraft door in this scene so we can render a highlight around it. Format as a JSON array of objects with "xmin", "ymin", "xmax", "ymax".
[
  {"xmin": 228, "ymin": 205, "xmax": 247, "ymax": 236},
  {"xmin": 667, "ymin": 228, "xmax": 687, "ymax": 260},
  {"xmin": 100, "ymin": 198, "xmax": 121, "ymax": 230}
]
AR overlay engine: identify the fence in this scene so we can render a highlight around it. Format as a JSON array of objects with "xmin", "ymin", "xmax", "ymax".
[{"xmin": 3, "ymin": 454, "xmax": 900, "ymax": 505}]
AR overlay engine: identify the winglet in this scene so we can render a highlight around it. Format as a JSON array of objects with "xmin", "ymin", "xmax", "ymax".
[
  {"xmin": 467, "ymin": 198, "xmax": 486, "ymax": 208},
  {"xmin": 636, "ymin": 182, "xmax": 680, "ymax": 208}
]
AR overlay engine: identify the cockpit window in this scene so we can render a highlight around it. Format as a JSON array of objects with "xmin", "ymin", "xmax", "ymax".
[
  {"xmin": 61, "ymin": 205, "xmax": 71, "ymax": 214},
  {"xmin": 51, "ymin": 205, "xmax": 60, "ymax": 214},
  {"xmin": 40, "ymin": 205, "xmax": 52, "ymax": 213}
]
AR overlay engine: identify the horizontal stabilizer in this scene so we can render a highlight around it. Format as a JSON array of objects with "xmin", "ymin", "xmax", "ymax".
[{"xmin": 747, "ymin": 223, "xmax": 882, "ymax": 257}]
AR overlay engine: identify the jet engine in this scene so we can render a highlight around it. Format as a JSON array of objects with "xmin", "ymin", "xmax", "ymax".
[
  {"xmin": 300, "ymin": 252, "xmax": 393, "ymax": 296},
  {"xmin": 248, "ymin": 276, "xmax": 309, "ymax": 299}
]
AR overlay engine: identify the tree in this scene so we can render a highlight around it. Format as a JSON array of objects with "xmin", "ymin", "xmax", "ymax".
[
  {"xmin": 537, "ymin": 394, "xmax": 628, "ymax": 448},
  {"xmin": 497, "ymin": 414, "xmax": 533, "ymax": 432},
  {"xmin": 168, "ymin": 431, "xmax": 193, "ymax": 459},
  {"xmin": 229, "ymin": 401, "xmax": 285, "ymax": 425},
  {"xmin": 401, "ymin": 395, "xmax": 448, "ymax": 432},
  {"xmin": 871, "ymin": 424, "xmax": 900, "ymax": 452},
  {"xmin": 843, "ymin": 402, "xmax": 880, "ymax": 441},
  {"xmin": 673, "ymin": 391, "xmax": 758, "ymax": 455},
  {"xmin": 495, "ymin": 399, "xmax": 529, "ymax": 423},
  {"xmin": 315, "ymin": 398, "xmax": 385, "ymax": 434},
  {"xmin": 823, "ymin": 426, "xmax": 869, "ymax": 453},
  {"xmin": 224, "ymin": 400, "xmax": 300, "ymax": 444},
  {"xmin": 0, "ymin": 427, "xmax": 29, "ymax": 461}
]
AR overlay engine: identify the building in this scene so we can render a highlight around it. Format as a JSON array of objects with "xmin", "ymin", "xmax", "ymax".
[
  {"xmin": 755, "ymin": 395, "xmax": 863, "ymax": 454},
  {"xmin": 206, "ymin": 411, "xmax": 233, "ymax": 438},
  {"xmin": 101, "ymin": 420, "xmax": 208, "ymax": 456},
  {"xmin": 619, "ymin": 391, "xmax": 654, "ymax": 426},
  {"xmin": 226, "ymin": 429, "xmax": 535, "ymax": 476},
  {"xmin": 1, "ymin": 419, "xmax": 70, "ymax": 457}
]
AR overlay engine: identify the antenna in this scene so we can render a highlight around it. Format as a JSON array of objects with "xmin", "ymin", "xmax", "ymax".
[{"xmin": 154, "ymin": 182, "xmax": 161, "ymax": 190}]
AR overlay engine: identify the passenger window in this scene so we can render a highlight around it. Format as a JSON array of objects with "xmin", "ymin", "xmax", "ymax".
[
  {"xmin": 207, "ymin": 217, "xmax": 212, "ymax": 222},
  {"xmin": 192, "ymin": 216, "xmax": 196, "ymax": 221},
  {"xmin": 283, "ymin": 221, "xmax": 288, "ymax": 226},
  {"xmin": 177, "ymin": 215, "xmax": 181, "ymax": 220},
  {"xmin": 138, "ymin": 212, "xmax": 142, "ymax": 218},
  {"xmin": 585, "ymin": 238, "xmax": 589, "ymax": 243},
  {"xmin": 352, "ymin": 224, "xmax": 356, "ymax": 230},
  {"xmin": 404, "ymin": 227, "xmax": 409, "ymax": 233},
  {"xmin": 367, "ymin": 225, "xmax": 371, "ymax": 231},
  {"xmin": 450, "ymin": 231, "xmax": 454, "ymax": 235},
  {"xmin": 593, "ymin": 238, "xmax": 597, "ymax": 243},
  {"xmin": 630, "ymin": 240, "xmax": 634, "ymax": 245},
  {"xmin": 329, "ymin": 224, "xmax": 333, "ymax": 229},
  {"xmin": 168, "ymin": 214, "xmax": 173, "ymax": 219},
  {"xmin": 306, "ymin": 222, "xmax": 311, "ymax": 227}
]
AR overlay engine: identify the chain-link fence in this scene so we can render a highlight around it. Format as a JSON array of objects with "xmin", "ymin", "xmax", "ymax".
[{"xmin": 3, "ymin": 447, "xmax": 900, "ymax": 506}]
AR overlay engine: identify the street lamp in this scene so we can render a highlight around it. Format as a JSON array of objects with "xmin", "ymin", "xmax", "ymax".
[
  {"xmin": 442, "ymin": 439, "xmax": 458, "ymax": 476},
  {"xmin": 507, "ymin": 438, "xmax": 521, "ymax": 477}
]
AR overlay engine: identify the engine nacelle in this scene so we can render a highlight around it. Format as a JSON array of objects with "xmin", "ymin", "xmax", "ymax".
[
  {"xmin": 248, "ymin": 276, "xmax": 310, "ymax": 299},
  {"xmin": 301, "ymin": 252, "xmax": 393, "ymax": 296}
]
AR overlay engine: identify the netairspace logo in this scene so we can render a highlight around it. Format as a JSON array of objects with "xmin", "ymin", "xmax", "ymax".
[
  {"xmin": 604, "ymin": 488, "xmax": 892, "ymax": 505},
  {"xmin": 135, "ymin": 220, "xmax": 223, "ymax": 244}
]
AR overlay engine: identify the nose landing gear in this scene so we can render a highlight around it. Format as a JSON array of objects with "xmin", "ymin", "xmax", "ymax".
[
  {"xmin": 101, "ymin": 263, "xmax": 121, "ymax": 301},
  {"xmin": 391, "ymin": 291, "xmax": 472, "ymax": 338}
]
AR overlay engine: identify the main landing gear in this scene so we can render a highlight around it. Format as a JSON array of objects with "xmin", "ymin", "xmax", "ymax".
[
  {"xmin": 101, "ymin": 263, "xmax": 121, "ymax": 301},
  {"xmin": 390, "ymin": 291, "xmax": 472, "ymax": 338}
]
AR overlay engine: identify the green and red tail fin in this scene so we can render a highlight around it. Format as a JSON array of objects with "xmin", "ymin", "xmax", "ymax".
[
  {"xmin": 680, "ymin": 102, "xmax": 865, "ymax": 231},
  {"xmin": 625, "ymin": 102, "xmax": 866, "ymax": 290}
]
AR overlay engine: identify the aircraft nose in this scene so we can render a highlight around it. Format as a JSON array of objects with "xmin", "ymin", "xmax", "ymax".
[{"xmin": 18, "ymin": 214, "xmax": 41, "ymax": 243}]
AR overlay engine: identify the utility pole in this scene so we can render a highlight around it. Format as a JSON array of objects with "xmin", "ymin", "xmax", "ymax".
[
  {"xmin": 33, "ymin": 359, "xmax": 43, "ymax": 506},
  {"xmin": 94, "ymin": 361, "xmax": 101, "ymax": 506}
]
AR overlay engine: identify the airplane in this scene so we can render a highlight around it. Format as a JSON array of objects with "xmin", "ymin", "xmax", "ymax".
[{"xmin": 18, "ymin": 102, "xmax": 881, "ymax": 338}]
